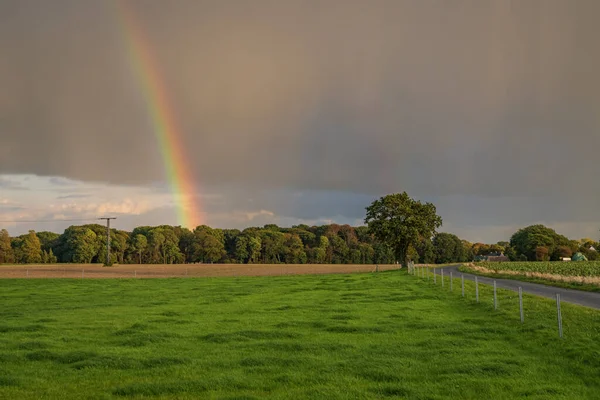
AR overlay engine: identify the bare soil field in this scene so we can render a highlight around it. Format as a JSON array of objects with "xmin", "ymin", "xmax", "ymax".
[{"xmin": 0, "ymin": 263, "xmax": 399, "ymax": 279}]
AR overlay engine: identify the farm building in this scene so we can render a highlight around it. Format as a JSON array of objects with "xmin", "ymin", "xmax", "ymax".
[
  {"xmin": 474, "ymin": 252, "xmax": 509, "ymax": 262},
  {"xmin": 572, "ymin": 252, "xmax": 588, "ymax": 261}
]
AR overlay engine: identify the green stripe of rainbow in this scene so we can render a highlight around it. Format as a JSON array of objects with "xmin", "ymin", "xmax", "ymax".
[{"xmin": 115, "ymin": 0, "xmax": 202, "ymax": 228}]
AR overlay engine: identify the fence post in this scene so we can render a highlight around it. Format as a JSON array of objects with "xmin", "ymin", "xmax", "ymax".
[
  {"xmin": 475, "ymin": 276, "xmax": 479, "ymax": 303},
  {"xmin": 134, "ymin": 270, "xmax": 137, "ymax": 278},
  {"xmin": 493, "ymin": 280, "xmax": 497, "ymax": 310},
  {"xmin": 434, "ymin": 270, "xmax": 437, "ymax": 284},
  {"xmin": 82, "ymin": 269, "xmax": 84, "ymax": 279},
  {"xmin": 519, "ymin": 287, "xmax": 524, "ymax": 323},
  {"xmin": 27, "ymin": 269, "xmax": 29, "ymax": 279},
  {"xmin": 450, "ymin": 272, "xmax": 453, "ymax": 291},
  {"xmin": 441, "ymin": 269, "xmax": 444, "ymax": 287},
  {"xmin": 556, "ymin": 294, "xmax": 563, "ymax": 338},
  {"xmin": 461, "ymin": 274, "xmax": 465, "ymax": 297}
]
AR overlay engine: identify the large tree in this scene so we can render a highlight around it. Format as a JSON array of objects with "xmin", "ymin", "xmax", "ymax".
[
  {"xmin": 510, "ymin": 224, "xmax": 570, "ymax": 261},
  {"xmin": 13, "ymin": 230, "xmax": 43, "ymax": 264},
  {"xmin": 0, "ymin": 229, "xmax": 15, "ymax": 263},
  {"xmin": 58, "ymin": 227, "xmax": 99, "ymax": 263},
  {"xmin": 192, "ymin": 225, "xmax": 225, "ymax": 263},
  {"xmin": 365, "ymin": 192, "xmax": 442, "ymax": 269},
  {"xmin": 432, "ymin": 233, "xmax": 465, "ymax": 264},
  {"xmin": 130, "ymin": 234, "xmax": 148, "ymax": 264}
]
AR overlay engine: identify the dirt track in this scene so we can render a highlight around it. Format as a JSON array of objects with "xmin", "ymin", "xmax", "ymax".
[{"xmin": 0, "ymin": 263, "xmax": 400, "ymax": 279}]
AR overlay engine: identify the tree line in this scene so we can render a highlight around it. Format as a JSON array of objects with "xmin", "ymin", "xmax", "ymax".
[
  {"xmin": 0, "ymin": 193, "xmax": 597, "ymax": 265},
  {"xmin": 0, "ymin": 222, "xmax": 596, "ymax": 265},
  {"xmin": 0, "ymin": 224, "xmax": 393, "ymax": 265}
]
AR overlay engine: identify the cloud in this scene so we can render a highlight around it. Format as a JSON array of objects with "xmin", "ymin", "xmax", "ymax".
[
  {"xmin": 1, "ymin": 1, "xmax": 599, "ymax": 241},
  {"xmin": 246, "ymin": 210, "xmax": 274, "ymax": 221},
  {"xmin": 0, "ymin": 177, "xmax": 28, "ymax": 190},
  {"xmin": 1, "ymin": 1, "xmax": 598, "ymax": 195},
  {"xmin": 56, "ymin": 194, "xmax": 91, "ymax": 199}
]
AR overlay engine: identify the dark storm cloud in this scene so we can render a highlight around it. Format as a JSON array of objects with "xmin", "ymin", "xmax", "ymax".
[{"xmin": 1, "ymin": 0, "xmax": 599, "ymax": 240}]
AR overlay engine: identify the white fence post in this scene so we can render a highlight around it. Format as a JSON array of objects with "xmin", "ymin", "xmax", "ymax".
[
  {"xmin": 519, "ymin": 287, "xmax": 524, "ymax": 323},
  {"xmin": 556, "ymin": 294, "xmax": 563, "ymax": 338},
  {"xmin": 461, "ymin": 274, "xmax": 465, "ymax": 297},
  {"xmin": 493, "ymin": 280, "xmax": 497, "ymax": 310},
  {"xmin": 450, "ymin": 272, "xmax": 453, "ymax": 291},
  {"xmin": 434, "ymin": 270, "xmax": 437, "ymax": 284},
  {"xmin": 441, "ymin": 269, "xmax": 444, "ymax": 287}
]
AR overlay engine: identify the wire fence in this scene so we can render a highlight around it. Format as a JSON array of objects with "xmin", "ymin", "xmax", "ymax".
[
  {"xmin": 406, "ymin": 262, "xmax": 600, "ymax": 340},
  {"xmin": 0, "ymin": 264, "xmax": 401, "ymax": 279}
]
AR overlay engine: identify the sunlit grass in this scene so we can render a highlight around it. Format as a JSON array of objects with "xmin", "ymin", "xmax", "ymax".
[{"xmin": 0, "ymin": 271, "xmax": 599, "ymax": 399}]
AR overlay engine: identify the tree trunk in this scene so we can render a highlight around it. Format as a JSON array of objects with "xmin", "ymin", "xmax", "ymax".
[{"xmin": 396, "ymin": 245, "xmax": 409, "ymax": 270}]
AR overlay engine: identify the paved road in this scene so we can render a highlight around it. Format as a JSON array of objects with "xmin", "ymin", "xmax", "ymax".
[{"xmin": 430, "ymin": 265, "xmax": 600, "ymax": 310}]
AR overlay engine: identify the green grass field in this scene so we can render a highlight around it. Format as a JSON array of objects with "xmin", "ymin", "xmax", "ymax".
[{"xmin": 1, "ymin": 272, "xmax": 600, "ymax": 399}]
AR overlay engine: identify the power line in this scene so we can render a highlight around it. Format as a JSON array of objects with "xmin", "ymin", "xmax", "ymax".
[{"xmin": 0, "ymin": 218, "xmax": 100, "ymax": 223}]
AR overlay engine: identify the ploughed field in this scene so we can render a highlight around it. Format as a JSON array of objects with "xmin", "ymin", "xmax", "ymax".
[
  {"xmin": 1, "ymin": 271, "xmax": 600, "ymax": 399},
  {"xmin": 0, "ymin": 263, "xmax": 398, "ymax": 279}
]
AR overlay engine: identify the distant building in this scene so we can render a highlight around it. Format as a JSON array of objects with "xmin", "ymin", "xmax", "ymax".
[
  {"xmin": 561, "ymin": 257, "xmax": 571, "ymax": 261},
  {"xmin": 589, "ymin": 246, "xmax": 596, "ymax": 252},
  {"xmin": 475, "ymin": 252, "xmax": 509, "ymax": 262},
  {"xmin": 572, "ymin": 252, "xmax": 588, "ymax": 261}
]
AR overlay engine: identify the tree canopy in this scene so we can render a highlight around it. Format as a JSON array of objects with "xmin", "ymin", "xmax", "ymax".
[
  {"xmin": 1, "ymin": 199, "xmax": 597, "ymax": 265},
  {"xmin": 364, "ymin": 192, "xmax": 443, "ymax": 268},
  {"xmin": 509, "ymin": 225, "xmax": 574, "ymax": 261}
]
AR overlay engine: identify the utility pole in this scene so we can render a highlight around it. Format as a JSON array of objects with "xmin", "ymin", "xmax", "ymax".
[{"xmin": 99, "ymin": 217, "xmax": 117, "ymax": 266}]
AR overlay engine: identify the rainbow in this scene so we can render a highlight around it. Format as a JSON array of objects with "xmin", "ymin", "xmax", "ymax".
[{"xmin": 114, "ymin": 0, "xmax": 202, "ymax": 229}]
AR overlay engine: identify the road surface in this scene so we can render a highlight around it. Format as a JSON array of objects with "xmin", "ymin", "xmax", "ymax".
[{"xmin": 431, "ymin": 265, "xmax": 600, "ymax": 310}]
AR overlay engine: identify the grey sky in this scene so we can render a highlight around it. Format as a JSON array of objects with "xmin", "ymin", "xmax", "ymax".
[{"xmin": 1, "ymin": 0, "xmax": 599, "ymax": 242}]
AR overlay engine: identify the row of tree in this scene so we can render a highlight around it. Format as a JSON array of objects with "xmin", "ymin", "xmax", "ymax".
[
  {"xmin": 0, "ymin": 193, "xmax": 597, "ymax": 265},
  {"xmin": 1, "ymin": 223, "xmax": 596, "ymax": 265},
  {"xmin": 0, "ymin": 224, "xmax": 395, "ymax": 265}
]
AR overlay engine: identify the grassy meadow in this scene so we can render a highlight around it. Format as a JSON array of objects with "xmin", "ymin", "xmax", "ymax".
[{"xmin": 1, "ymin": 271, "xmax": 600, "ymax": 399}]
